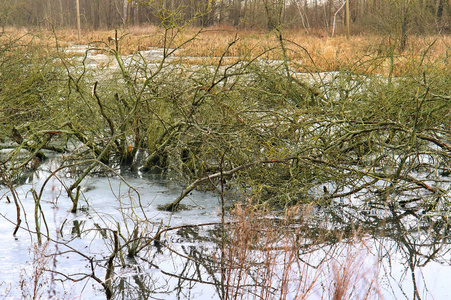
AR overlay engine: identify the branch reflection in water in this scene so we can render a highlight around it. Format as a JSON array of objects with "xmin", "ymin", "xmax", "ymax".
[{"xmin": 103, "ymin": 201, "xmax": 450, "ymax": 299}]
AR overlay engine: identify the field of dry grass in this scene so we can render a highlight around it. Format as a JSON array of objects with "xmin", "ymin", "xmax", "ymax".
[{"xmin": 3, "ymin": 25, "xmax": 451, "ymax": 75}]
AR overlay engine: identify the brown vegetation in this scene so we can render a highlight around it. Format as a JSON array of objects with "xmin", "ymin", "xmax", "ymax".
[
  {"xmin": 219, "ymin": 203, "xmax": 381, "ymax": 299},
  {"xmin": 2, "ymin": 25, "xmax": 451, "ymax": 76}
]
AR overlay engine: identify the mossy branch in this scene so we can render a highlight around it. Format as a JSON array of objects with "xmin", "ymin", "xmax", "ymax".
[{"xmin": 104, "ymin": 230, "xmax": 119, "ymax": 300}]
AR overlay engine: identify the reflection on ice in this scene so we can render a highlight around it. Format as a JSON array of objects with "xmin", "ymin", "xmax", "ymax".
[{"xmin": 1, "ymin": 154, "xmax": 451, "ymax": 299}]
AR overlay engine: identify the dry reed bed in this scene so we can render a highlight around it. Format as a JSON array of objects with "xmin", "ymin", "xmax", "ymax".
[
  {"xmin": 2, "ymin": 25, "xmax": 451, "ymax": 75},
  {"xmin": 222, "ymin": 203, "xmax": 381, "ymax": 299}
]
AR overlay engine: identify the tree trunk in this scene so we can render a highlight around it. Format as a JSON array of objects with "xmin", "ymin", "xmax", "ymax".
[
  {"xmin": 122, "ymin": 0, "xmax": 128, "ymax": 26},
  {"xmin": 76, "ymin": 0, "xmax": 81, "ymax": 42},
  {"xmin": 399, "ymin": 1, "xmax": 409, "ymax": 51},
  {"xmin": 346, "ymin": 0, "xmax": 350, "ymax": 38},
  {"xmin": 436, "ymin": 0, "xmax": 444, "ymax": 31}
]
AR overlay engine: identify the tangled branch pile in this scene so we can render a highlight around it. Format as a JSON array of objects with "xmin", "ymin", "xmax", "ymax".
[{"xmin": 1, "ymin": 27, "xmax": 450, "ymax": 214}]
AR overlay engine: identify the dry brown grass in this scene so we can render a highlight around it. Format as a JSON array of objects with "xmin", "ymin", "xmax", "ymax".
[
  {"xmin": 220, "ymin": 203, "xmax": 382, "ymax": 300},
  {"xmin": 2, "ymin": 25, "xmax": 451, "ymax": 75},
  {"xmin": 18, "ymin": 241, "xmax": 57, "ymax": 299}
]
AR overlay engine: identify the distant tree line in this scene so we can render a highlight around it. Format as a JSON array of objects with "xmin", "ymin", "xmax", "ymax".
[{"xmin": 0, "ymin": 0, "xmax": 450, "ymax": 35}]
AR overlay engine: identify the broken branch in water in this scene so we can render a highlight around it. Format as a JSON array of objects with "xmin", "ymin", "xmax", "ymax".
[{"xmin": 164, "ymin": 156, "xmax": 298, "ymax": 211}]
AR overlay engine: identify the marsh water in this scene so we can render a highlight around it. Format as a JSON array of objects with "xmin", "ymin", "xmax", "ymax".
[
  {"xmin": 0, "ymin": 156, "xmax": 223, "ymax": 299},
  {"xmin": 0, "ymin": 155, "xmax": 450, "ymax": 300}
]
